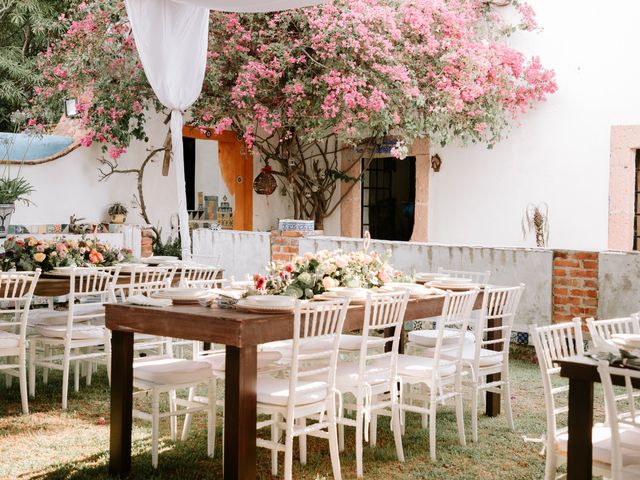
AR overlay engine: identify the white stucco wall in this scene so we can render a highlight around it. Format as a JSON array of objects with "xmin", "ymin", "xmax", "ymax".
[
  {"xmin": 11, "ymin": 114, "xmax": 179, "ymax": 238},
  {"xmin": 251, "ymin": 153, "xmax": 341, "ymax": 235},
  {"xmin": 192, "ymin": 228, "xmax": 271, "ymax": 279},
  {"xmin": 429, "ymin": 0, "xmax": 640, "ymax": 251}
]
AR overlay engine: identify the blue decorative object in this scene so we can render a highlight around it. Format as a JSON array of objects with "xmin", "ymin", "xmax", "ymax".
[
  {"xmin": 0, "ymin": 133, "xmax": 73, "ymax": 161},
  {"xmin": 511, "ymin": 331, "xmax": 529, "ymax": 345},
  {"xmin": 278, "ymin": 219, "xmax": 314, "ymax": 232}
]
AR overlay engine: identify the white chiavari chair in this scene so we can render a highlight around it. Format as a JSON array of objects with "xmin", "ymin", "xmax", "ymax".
[
  {"xmin": 531, "ymin": 319, "xmax": 612, "ymax": 479},
  {"xmin": 597, "ymin": 361, "xmax": 640, "ymax": 479},
  {"xmin": 114, "ymin": 265, "xmax": 176, "ymax": 357},
  {"xmin": 464, "ymin": 284, "xmax": 524, "ymax": 442},
  {"xmin": 29, "ymin": 268, "xmax": 113, "ymax": 410},
  {"xmin": 0, "ymin": 269, "xmax": 40, "ymax": 414},
  {"xmin": 587, "ymin": 315, "xmax": 640, "ymax": 350},
  {"xmin": 131, "ymin": 355, "xmax": 216, "ymax": 468},
  {"xmin": 256, "ymin": 299, "xmax": 349, "ymax": 480},
  {"xmin": 178, "ymin": 264, "xmax": 224, "ymax": 289},
  {"xmin": 397, "ymin": 288, "xmax": 479, "ymax": 461},
  {"xmin": 332, "ymin": 290, "xmax": 409, "ymax": 478}
]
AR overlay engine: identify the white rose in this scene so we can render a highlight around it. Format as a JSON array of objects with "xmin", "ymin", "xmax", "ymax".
[
  {"xmin": 322, "ymin": 276, "xmax": 338, "ymax": 289},
  {"xmin": 345, "ymin": 277, "xmax": 361, "ymax": 288}
]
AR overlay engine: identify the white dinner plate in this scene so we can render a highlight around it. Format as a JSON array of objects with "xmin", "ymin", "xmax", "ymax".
[
  {"xmin": 432, "ymin": 276, "xmax": 472, "ymax": 284},
  {"xmin": 244, "ymin": 295, "xmax": 295, "ymax": 308},
  {"xmin": 425, "ymin": 281, "xmax": 480, "ymax": 291},
  {"xmin": 141, "ymin": 256, "xmax": 178, "ymax": 265},
  {"xmin": 117, "ymin": 262, "xmax": 146, "ymax": 273},
  {"xmin": 415, "ymin": 272, "xmax": 447, "ymax": 282},
  {"xmin": 325, "ymin": 287, "xmax": 369, "ymax": 299},
  {"xmin": 315, "ymin": 291, "xmax": 369, "ymax": 304},
  {"xmin": 611, "ymin": 334, "xmax": 640, "ymax": 349},
  {"xmin": 235, "ymin": 299, "xmax": 294, "ymax": 313}
]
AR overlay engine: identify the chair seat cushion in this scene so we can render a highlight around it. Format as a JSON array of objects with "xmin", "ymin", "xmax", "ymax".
[
  {"xmin": 330, "ymin": 361, "xmax": 394, "ymax": 388},
  {"xmin": 394, "ymin": 354, "xmax": 457, "ymax": 379},
  {"xmin": 133, "ymin": 358, "xmax": 213, "ymax": 385},
  {"xmin": 0, "ymin": 330, "xmax": 19, "ymax": 348},
  {"xmin": 201, "ymin": 350, "xmax": 283, "ymax": 371},
  {"xmin": 434, "ymin": 344, "xmax": 503, "ymax": 366},
  {"xmin": 408, "ymin": 328, "xmax": 475, "ymax": 347},
  {"xmin": 556, "ymin": 423, "xmax": 640, "ymax": 467},
  {"xmin": 35, "ymin": 325, "xmax": 107, "ymax": 340},
  {"xmin": 75, "ymin": 303, "xmax": 106, "ymax": 316},
  {"xmin": 338, "ymin": 334, "xmax": 387, "ymax": 351},
  {"xmin": 28, "ymin": 303, "xmax": 104, "ymax": 326},
  {"xmin": 262, "ymin": 338, "xmax": 335, "ymax": 357},
  {"xmin": 257, "ymin": 377, "xmax": 328, "ymax": 407}
]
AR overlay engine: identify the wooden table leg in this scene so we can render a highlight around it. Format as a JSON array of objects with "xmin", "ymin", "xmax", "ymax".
[
  {"xmin": 109, "ymin": 330, "xmax": 134, "ymax": 476},
  {"xmin": 384, "ymin": 324, "xmax": 404, "ymax": 354},
  {"xmin": 224, "ymin": 345, "xmax": 257, "ymax": 479},
  {"xmin": 566, "ymin": 377, "xmax": 594, "ymax": 479},
  {"xmin": 485, "ymin": 316, "xmax": 501, "ymax": 417}
]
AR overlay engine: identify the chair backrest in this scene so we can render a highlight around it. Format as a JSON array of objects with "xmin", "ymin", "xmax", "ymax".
[
  {"xmin": 432, "ymin": 288, "xmax": 479, "ymax": 374},
  {"xmin": 356, "ymin": 290, "xmax": 409, "ymax": 384},
  {"xmin": 179, "ymin": 264, "xmax": 223, "ymax": 289},
  {"xmin": 531, "ymin": 319, "xmax": 585, "ymax": 445},
  {"xmin": 0, "ymin": 269, "xmax": 41, "ymax": 344},
  {"xmin": 288, "ymin": 299, "xmax": 350, "ymax": 413},
  {"xmin": 586, "ymin": 315, "xmax": 640, "ymax": 349},
  {"xmin": 66, "ymin": 267, "xmax": 114, "ymax": 328},
  {"xmin": 473, "ymin": 284, "xmax": 525, "ymax": 369},
  {"xmin": 597, "ymin": 361, "xmax": 640, "ymax": 479},
  {"xmin": 437, "ymin": 267, "xmax": 491, "ymax": 285},
  {"xmin": 115, "ymin": 265, "xmax": 176, "ymax": 301},
  {"xmin": 70, "ymin": 268, "xmax": 113, "ymax": 298},
  {"xmin": 90, "ymin": 265, "xmax": 121, "ymax": 303}
]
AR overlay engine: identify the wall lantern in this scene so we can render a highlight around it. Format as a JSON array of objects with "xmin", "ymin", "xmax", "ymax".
[
  {"xmin": 64, "ymin": 98, "xmax": 78, "ymax": 117},
  {"xmin": 431, "ymin": 153, "xmax": 442, "ymax": 172}
]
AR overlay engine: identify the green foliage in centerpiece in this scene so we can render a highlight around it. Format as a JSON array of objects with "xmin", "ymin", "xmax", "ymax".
[
  {"xmin": 254, "ymin": 249, "xmax": 398, "ymax": 300},
  {"xmin": 0, "ymin": 236, "xmax": 134, "ymax": 272}
]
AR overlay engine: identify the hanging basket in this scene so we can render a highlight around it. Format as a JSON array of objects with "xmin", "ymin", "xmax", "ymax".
[{"xmin": 253, "ymin": 165, "xmax": 277, "ymax": 195}]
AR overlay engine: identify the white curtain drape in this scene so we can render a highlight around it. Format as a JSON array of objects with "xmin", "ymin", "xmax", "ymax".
[
  {"xmin": 125, "ymin": 0, "xmax": 209, "ymax": 260},
  {"xmin": 125, "ymin": 0, "xmax": 325, "ymax": 260}
]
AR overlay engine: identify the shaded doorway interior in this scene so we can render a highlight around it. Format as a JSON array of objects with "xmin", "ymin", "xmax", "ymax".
[{"xmin": 361, "ymin": 156, "xmax": 416, "ymax": 241}]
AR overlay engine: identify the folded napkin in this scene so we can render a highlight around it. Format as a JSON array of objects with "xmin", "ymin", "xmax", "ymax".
[
  {"xmin": 126, "ymin": 294, "xmax": 172, "ymax": 307},
  {"xmin": 217, "ymin": 289, "xmax": 246, "ymax": 301}
]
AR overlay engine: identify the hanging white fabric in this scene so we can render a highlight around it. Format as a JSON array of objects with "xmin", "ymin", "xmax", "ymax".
[
  {"xmin": 125, "ymin": 0, "xmax": 209, "ymax": 260},
  {"xmin": 125, "ymin": 0, "xmax": 326, "ymax": 260}
]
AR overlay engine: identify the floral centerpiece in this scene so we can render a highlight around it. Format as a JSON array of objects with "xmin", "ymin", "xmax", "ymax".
[
  {"xmin": 255, "ymin": 249, "xmax": 399, "ymax": 299},
  {"xmin": 0, "ymin": 236, "xmax": 134, "ymax": 272}
]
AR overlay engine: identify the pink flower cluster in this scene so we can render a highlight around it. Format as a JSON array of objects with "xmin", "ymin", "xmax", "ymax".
[{"xmin": 193, "ymin": 0, "xmax": 556, "ymax": 149}]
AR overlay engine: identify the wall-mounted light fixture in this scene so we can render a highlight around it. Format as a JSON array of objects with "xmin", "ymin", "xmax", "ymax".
[
  {"xmin": 431, "ymin": 153, "xmax": 442, "ymax": 172},
  {"xmin": 64, "ymin": 98, "xmax": 78, "ymax": 117}
]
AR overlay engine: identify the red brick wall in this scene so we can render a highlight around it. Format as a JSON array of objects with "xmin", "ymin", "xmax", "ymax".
[
  {"xmin": 552, "ymin": 250, "xmax": 599, "ymax": 322},
  {"xmin": 270, "ymin": 230, "xmax": 303, "ymax": 262},
  {"xmin": 141, "ymin": 228, "xmax": 154, "ymax": 258}
]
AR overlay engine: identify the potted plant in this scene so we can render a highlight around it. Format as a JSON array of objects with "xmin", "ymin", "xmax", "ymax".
[
  {"xmin": 108, "ymin": 202, "xmax": 128, "ymax": 224},
  {"xmin": 0, "ymin": 176, "xmax": 34, "ymax": 238}
]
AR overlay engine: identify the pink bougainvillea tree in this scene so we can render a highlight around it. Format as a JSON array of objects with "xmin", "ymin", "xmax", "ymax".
[{"xmin": 28, "ymin": 0, "xmax": 557, "ymax": 227}]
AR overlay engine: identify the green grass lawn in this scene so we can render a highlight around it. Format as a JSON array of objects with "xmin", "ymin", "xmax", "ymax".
[{"xmin": 0, "ymin": 350, "xmax": 568, "ymax": 479}]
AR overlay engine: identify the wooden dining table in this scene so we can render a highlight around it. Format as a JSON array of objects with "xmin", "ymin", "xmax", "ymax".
[
  {"xmin": 556, "ymin": 355, "xmax": 640, "ymax": 479},
  {"xmin": 106, "ymin": 293, "xmax": 490, "ymax": 479}
]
